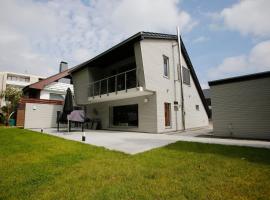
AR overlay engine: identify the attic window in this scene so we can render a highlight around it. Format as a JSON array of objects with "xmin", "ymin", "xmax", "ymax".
[
  {"xmin": 196, "ymin": 105, "xmax": 199, "ymax": 111},
  {"xmin": 182, "ymin": 67, "xmax": 190, "ymax": 85}
]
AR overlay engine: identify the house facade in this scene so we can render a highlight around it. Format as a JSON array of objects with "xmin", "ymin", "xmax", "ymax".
[{"xmin": 71, "ymin": 32, "xmax": 209, "ymax": 133}]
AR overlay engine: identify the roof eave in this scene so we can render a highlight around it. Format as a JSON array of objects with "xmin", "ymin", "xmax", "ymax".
[{"xmin": 209, "ymin": 71, "xmax": 270, "ymax": 86}]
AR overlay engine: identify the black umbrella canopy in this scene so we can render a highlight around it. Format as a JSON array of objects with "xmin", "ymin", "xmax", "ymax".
[{"xmin": 63, "ymin": 88, "xmax": 73, "ymax": 115}]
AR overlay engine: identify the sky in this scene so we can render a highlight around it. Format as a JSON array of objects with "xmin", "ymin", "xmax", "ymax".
[{"xmin": 0, "ymin": 0, "xmax": 270, "ymax": 88}]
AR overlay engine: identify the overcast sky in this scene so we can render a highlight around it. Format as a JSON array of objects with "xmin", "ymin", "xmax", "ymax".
[{"xmin": 0, "ymin": 0, "xmax": 270, "ymax": 88}]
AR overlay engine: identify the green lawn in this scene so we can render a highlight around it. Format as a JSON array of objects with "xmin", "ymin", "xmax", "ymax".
[{"xmin": 0, "ymin": 128, "xmax": 270, "ymax": 200}]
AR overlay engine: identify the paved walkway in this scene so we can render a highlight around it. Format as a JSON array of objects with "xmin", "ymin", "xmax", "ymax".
[{"xmin": 31, "ymin": 127, "xmax": 270, "ymax": 154}]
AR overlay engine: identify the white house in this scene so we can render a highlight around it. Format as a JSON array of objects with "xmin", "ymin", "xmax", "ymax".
[
  {"xmin": 17, "ymin": 62, "xmax": 73, "ymax": 128},
  {"xmin": 23, "ymin": 62, "xmax": 73, "ymax": 101},
  {"xmin": 70, "ymin": 32, "xmax": 209, "ymax": 133}
]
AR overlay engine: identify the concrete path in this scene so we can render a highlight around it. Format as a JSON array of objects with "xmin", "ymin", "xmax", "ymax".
[{"xmin": 31, "ymin": 127, "xmax": 270, "ymax": 154}]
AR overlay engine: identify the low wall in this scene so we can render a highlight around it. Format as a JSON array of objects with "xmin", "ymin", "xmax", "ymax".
[{"xmin": 17, "ymin": 98, "xmax": 63, "ymax": 128}]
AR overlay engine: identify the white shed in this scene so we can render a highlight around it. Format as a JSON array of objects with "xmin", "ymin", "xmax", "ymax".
[{"xmin": 209, "ymin": 71, "xmax": 270, "ymax": 140}]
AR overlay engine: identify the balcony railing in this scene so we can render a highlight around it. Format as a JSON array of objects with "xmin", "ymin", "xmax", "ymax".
[{"xmin": 88, "ymin": 68, "xmax": 138, "ymax": 98}]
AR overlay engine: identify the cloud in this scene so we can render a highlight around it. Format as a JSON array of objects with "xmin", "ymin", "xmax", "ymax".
[
  {"xmin": 220, "ymin": 0, "xmax": 270, "ymax": 37},
  {"xmin": 192, "ymin": 36, "xmax": 209, "ymax": 44},
  {"xmin": 0, "ymin": 0, "xmax": 196, "ymax": 76},
  {"xmin": 208, "ymin": 40, "xmax": 270, "ymax": 80}
]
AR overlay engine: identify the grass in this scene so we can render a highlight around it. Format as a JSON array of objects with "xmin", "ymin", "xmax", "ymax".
[{"xmin": 0, "ymin": 128, "xmax": 270, "ymax": 200}]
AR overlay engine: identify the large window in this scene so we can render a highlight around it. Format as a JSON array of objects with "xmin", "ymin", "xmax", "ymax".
[
  {"xmin": 112, "ymin": 104, "xmax": 138, "ymax": 127},
  {"xmin": 164, "ymin": 103, "xmax": 171, "ymax": 127},
  {"xmin": 49, "ymin": 93, "xmax": 64, "ymax": 101},
  {"xmin": 163, "ymin": 55, "xmax": 169, "ymax": 78},
  {"xmin": 182, "ymin": 67, "xmax": 190, "ymax": 85}
]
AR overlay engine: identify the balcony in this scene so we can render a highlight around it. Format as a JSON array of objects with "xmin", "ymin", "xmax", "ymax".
[{"xmin": 88, "ymin": 68, "xmax": 153, "ymax": 103}]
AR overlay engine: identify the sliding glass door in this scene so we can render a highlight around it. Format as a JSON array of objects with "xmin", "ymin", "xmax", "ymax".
[{"xmin": 111, "ymin": 104, "xmax": 138, "ymax": 127}]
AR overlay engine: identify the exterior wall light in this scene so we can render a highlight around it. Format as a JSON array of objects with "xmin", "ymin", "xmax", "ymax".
[{"xmin": 138, "ymin": 86, "xmax": 143, "ymax": 91}]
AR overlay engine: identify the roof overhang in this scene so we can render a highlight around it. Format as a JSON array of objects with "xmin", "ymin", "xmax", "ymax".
[
  {"xmin": 23, "ymin": 69, "xmax": 71, "ymax": 92},
  {"xmin": 209, "ymin": 71, "xmax": 270, "ymax": 86}
]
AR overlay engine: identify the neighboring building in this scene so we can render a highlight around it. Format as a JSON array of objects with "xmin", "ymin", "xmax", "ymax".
[
  {"xmin": 203, "ymin": 88, "xmax": 212, "ymax": 118},
  {"xmin": 70, "ymin": 32, "xmax": 209, "ymax": 133},
  {"xmin": 23, "ymin": 62, "xmax": 73, "ymax": 101},
  {"xmin": 209, "ymin": 71, "xmax": 270, "ymax": 140},
  {"xmin": 0, "ymin": 71, "xmax": 44, "ymax": 106},
  {"xmin": 17, "ymin": 62, "xmax": 73, "ymax": 128}
]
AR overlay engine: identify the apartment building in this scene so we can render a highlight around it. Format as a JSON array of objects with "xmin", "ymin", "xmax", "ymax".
[{"xmin": 0, "ymin": 71, "xmax": 44, "ymax": 106}]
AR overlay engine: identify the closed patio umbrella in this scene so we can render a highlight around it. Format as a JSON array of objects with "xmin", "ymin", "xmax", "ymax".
[
  {"xmin": 60, "ymin": 88, "xmax": 73, "ymax": 131},
  {"xmin": 63, "ymin": 88, "xmax": 73, "ymax": 115}
]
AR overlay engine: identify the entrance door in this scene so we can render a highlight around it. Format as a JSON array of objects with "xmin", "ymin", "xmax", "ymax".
[{"xmin": 164, "ymin": 103, "xmax": 171, "ymax": 127}]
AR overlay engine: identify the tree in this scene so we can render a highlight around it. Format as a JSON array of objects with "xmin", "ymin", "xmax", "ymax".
[{"xmin": 0, "ymin": 86, "xmax": 22, "ymax": 125}]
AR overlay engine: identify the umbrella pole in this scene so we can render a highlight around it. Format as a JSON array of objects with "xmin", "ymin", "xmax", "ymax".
[{"xmin": 68, "ymin": 120, "xmax": 69, "ymax": 133}]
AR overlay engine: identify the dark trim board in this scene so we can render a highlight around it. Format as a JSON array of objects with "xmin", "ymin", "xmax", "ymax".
[
  {"xmin": 179, "ymin": 37, "xmax": 210, "ymax": 117},
  {"xmin": 209, "ymin": 71, "xmax": 270, "ymax": 86}
]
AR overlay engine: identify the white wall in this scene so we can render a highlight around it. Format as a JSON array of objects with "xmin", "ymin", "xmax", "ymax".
[
  {"xmin": 40, "ymin": 90, "xmax": 50, "ymax": 99},
  {"xmin": 24, "ymin": 103, "xmax": 63, "ymax": 128},
  {"xmin": 86, "ymin": 94, "xmax": 157, "ymax": 133},
  {"xmin": 140, "ymin": 39, "xmax": 208, "ymax": 133},
  {"xmin": 211, "ymin": 77, "xmax": 270, "ymax": 140},
  {"xmin": 72, "ymin": 67, "xmax": 90, "ymax": 105}
]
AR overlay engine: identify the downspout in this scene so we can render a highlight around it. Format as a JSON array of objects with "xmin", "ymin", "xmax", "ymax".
[
  {"xmin": 172, "ymin": 43, "xmax": 178, "ymax": 131},
  {"xmin": 176, "ymin": 27, "xmax": 186, "ymax": 130}
]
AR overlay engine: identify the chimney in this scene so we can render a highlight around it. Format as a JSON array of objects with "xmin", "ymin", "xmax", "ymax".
[{"xmin": 59, "ymin": 61, "xmax": 68, "ymax": 73}]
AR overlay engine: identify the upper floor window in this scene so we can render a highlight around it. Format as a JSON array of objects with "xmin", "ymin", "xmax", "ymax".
[
  {"xmin": 7, "ymin": 75, "xmax": 30, "ymax": 82},
  {"xmin": 20, "ymin": 77, "xmax": 30, "ymax": 82},
  {"xmin": 182, "ymin": 67, "xmax": 190, "ymax": 85},
  {"xmin": 163, "ymin": 55, "xmax": 169, "ymax": 78}
]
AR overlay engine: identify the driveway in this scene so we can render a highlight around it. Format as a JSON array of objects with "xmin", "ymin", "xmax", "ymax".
[{"xmin": 32, "ymin": 127, "xmax": 270, "ymax": 154}]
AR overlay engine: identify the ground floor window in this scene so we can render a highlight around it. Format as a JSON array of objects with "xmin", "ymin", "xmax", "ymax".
[
  {"xmin": 112, "ymin": 104, "xmax": 138, "ymax": 127},
  {"xmin": 164, "ymin": 103, "xmax": 171, "ymax": 127}
]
